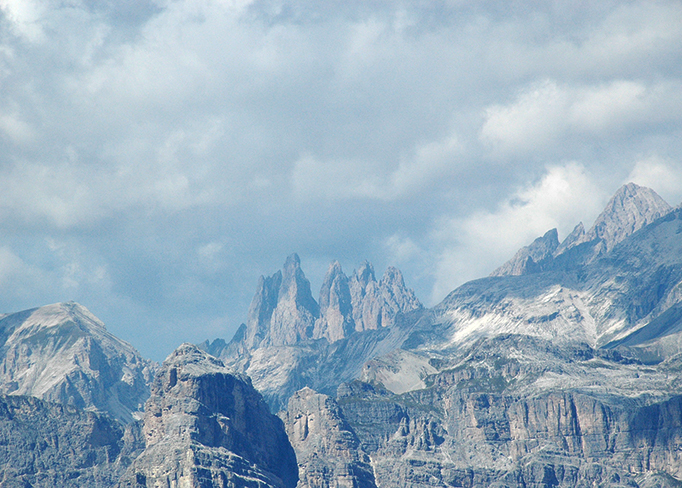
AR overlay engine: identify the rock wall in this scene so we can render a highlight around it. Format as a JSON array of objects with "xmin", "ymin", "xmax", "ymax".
[{"xmin": 119, "ymin": 344, "xmax": 298, "ymax": 488}]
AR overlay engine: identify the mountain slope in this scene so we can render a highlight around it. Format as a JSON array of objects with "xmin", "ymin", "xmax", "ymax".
[{"xmin": 0, "ymin": 301, "xmax": 154, "ymax": 422}]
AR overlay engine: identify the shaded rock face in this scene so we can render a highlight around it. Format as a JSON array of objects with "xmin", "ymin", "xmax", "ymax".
[
  {"xmin": 280, "ymin": 387, "xmax": 377, "ymax": 488},
  {"xmin": 246, "ymin": 254, "xmax": 320, "ymax": 348},
  {"xmin": 121, "ymin": 343, "xmax": 298, "ymax": 488},
  {"xmin": 0, "ymin": 302, "xmax": 154, "ymax": 423},
  {"xmin": 0, "ymin": 394, "xmax": 143, "ymax": 487}
]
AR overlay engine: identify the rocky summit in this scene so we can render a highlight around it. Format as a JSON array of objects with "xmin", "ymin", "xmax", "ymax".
[
  {"xmin": 3, "ymin": 183, "xmax": 682, "ymax": 487},
  {"xmin": 119, "ymin": 343, "xmax": 298, "ymax": 488},
  {"xmin": 0, "ymin": 301, "xmax": 154, "ymax": 423}
]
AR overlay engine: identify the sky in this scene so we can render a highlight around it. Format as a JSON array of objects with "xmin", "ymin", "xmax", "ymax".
[{"xmin": 1, "ymin": 0, "xmax": 681, "ymax": 361}]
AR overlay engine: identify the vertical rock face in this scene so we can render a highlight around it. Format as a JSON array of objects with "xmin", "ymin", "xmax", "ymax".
[
  {"xmin": 314, "ymin": 261, "xmax": 355, "ymax": 343},
  {"xmin": 121, "ymin": 343, "xmax": 298, "ymax": 488},
  {"xmin": 349, "ymin": 262, "xmax": 422, "ymax": 332},
  {"xmin": 0, "ymin": 302, "xmax": 154, "ymax": 423},
  {"xmin": 0, "ymin": 394, "xmax": 143, "ymax": 488},
  {"xmin": 280, "ymin": 387, "xmax": 377, "ymax": 488},
  {"xmin": 245, "ymin": 254, "xmax": 319, "ymax": 348}
]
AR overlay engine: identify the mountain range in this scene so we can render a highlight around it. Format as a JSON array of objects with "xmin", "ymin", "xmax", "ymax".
[{"xmin": 1, "ymin": 182, "xmax": 682, "ymax": 487}]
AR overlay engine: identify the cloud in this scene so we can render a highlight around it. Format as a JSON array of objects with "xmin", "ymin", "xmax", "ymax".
[
  {"xmin": 481, "ymin": 79, "xmax": 682, "ymax": 159},
  {"xmin": 0, "ymin": 0, "xmax": 681, "ymax": 359},
  {"xmin": 627, "ymin": 156, "xmax": 682, "ymax": 206},
  {"xmin": 291, "ymin": 133, "xmax": 464, "ymax": 201}
]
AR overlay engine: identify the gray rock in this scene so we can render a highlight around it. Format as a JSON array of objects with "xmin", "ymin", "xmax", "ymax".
[
  {"xmin": 0, "ymin": 394, "xmax": 143, "ymax": 487},
  {"xmin": 314, "ymin": 261, "xmax": 355, "ymax": 343},
  {"xmin": 349, "ymin": 262, "xmax": 422, "ymax": 332},
  {"xmin": 245, "ymin": 254, "xmax": 319, "ymax": 348},
  {"xmin": 120, "ymin": 343, "xmax": 298, "ymax": 488},
  {"xmin": 280, "ymin": 387, "xmax": 377, "ymax": 488},
  {"xmin": 0, "ymin": 302, "xmax": 154, "ymax": 423}
]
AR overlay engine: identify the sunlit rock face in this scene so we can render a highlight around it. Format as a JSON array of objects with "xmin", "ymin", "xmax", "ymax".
[
  {"xmin": 120, "ymin": 343, "xmax": 298, "ymax": 488},
  {"xmin": 245, "ymin": 253, "xmax": 320, "ymax": 349},
  {"xmin": 0, "ymin": 301, "xmax": 154, "ymax": 423},
  {"xmin": 280, "ymin": 387, "xmax": 377, "ymax": 488}
]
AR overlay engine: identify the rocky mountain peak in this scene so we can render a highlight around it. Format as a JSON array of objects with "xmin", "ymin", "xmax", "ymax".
[
  {"xmin": 231, "ymin": 256, "xmax": 422, "ymax": 353},
  {"xmin": 0, "ymin": 301, "xmax": 153, "ymax": 423},
  {"xmin": 584, "ymin": 182, "xmax": 672, "ymax": 253},
  {"xmin": 314, "ymin": 261, "xmax": 354, "ymax": 343},
  {"xmin": 494, "ymin": 183, "xmax": 673, "ymax": 277},
  {"xmin": 350, "ymin": 263, "xmax": 422, "ymax": 332},
  {"xmin": 123, "ymin": 343, "xmax": 298, "ymax": 488},
  {"xmin": 354, "ymin": 260, "xmax": 377, "ymax": 288},
  {"xmin": 244, "ymin": 254, "xmax": 319, "ymax": 348}
]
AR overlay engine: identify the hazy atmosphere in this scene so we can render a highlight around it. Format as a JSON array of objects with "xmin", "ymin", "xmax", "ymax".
[{"xmin": 1, "ymin": 0, "xmax": 681, "ymax": 360}]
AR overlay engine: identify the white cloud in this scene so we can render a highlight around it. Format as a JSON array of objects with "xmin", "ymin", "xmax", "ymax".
[
  {"xmin": 0, "ymin": 0, "xmax": 45, "ymax": 41},
  {"xmin": 481, "ymin": 79, "xmax": 682, "ymax": 159},
  {"xmin": 291, "ymin": 133, "xmax": 464, "ymax": 201}
]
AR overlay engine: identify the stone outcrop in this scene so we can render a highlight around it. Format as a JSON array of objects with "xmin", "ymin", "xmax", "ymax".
[
  {"xmin": 0, "ymin": 301, "xmax": 154, "ymax": 423},
  {"xmin": 280, "ymin": 387, "xmax": 377, "ymax": 488},
  {"xmin": 245, "ymin": 254, "xmax": 320, "ymax": 348},
  {"xmin": 0, "ymin": 394, "xmax": 143, "ymax": 487},
  {"xmin": 120, "ymin": 343, "xmax": 298, "ymax": 488}
]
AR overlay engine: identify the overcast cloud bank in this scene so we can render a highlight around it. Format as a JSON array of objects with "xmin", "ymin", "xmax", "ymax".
[{"xmin": 1, "ymin": 0, "xmax": 681, "ymax": 359}]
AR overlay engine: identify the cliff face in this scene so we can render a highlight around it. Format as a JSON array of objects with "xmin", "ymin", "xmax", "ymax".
[
  {"xmin": 0, "ymin": 394, "xmax": 143, "ymax": 487},
  {"xmin": 330, "ymin": 335, "xmax": 682, "ymax": 488},
  {"xmin": 120, "ymin": 343, "xmax": 298, "ymax": 488},
  {"xmin": 280, "ymin": 387, "xmax": 377, "ymax": 488}
]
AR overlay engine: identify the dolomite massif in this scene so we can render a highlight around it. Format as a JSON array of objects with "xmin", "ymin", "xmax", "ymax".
[{"xmin": 1, "ymin": 183, "xmax": 682, "ymax": 487}]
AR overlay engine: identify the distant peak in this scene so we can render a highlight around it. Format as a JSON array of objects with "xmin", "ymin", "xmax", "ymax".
[
  {"xmin": 283, "ymin": 253, "xmax": 301, "ymax": 270},
  {"xmin": 354, "ymin": 261, "xmax": 376, "ymax": 285},
  {"xmin": 587, "ymin": 183, "xmax": 671, "ymax": 252},
  {"xmin": 382, "ymin": 266, "xmax": 404, "ymax": 284}
]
